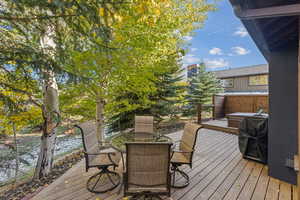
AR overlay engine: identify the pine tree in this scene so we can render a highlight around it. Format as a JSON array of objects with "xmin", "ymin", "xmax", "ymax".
[
  {"xmin": 149, "ymin": 66, "xmax": 185, "ymax": 122},
  {"xmin": 107, "ymin": 65, "xmax": 185, "ymax": 133},
  {"xmin": 184, "ymin": 63, "xmax": 223, "ymax": 118}
]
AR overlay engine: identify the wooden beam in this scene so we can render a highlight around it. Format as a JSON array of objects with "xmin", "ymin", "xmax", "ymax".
[
  {"xmin": 236, "ymin": 4, "xmax": 300, "ymax": 20},
  {"xmin": 201, "ymin": 123, "xmax": 239, "ymax": 135}
]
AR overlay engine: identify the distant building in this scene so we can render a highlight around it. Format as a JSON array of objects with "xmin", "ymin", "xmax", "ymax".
[
  {"xmin": 213, "ymin": 64, "xmax": 268, "ymax": 93},
  {"xmin": 187, "ymin": 64, "xmax": 199, "ymax": 78}
]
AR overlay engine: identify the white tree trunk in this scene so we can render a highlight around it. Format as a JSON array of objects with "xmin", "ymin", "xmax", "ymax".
[
  {"xmin": 34, "ymin": 25, "xmax": 60, "ymax": 179},
  {"xmin": 96, "ymin": 98, "xmax": 104, "ymax": 144},
  {"xmin": 34, "ymin": 71, "xmax": 60, "ymax": 179}
]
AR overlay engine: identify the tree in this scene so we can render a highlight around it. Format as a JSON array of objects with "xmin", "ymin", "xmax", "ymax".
[
  {"xmin": 0, "ymin": 0, "xmax": 124, "ymax": 178},
  {"xmin": 61, "ymin": 0, "xmax": 216, "ymax": 137},
  {"xmin": 107, "ymin": 64, "xmax": 185, "ymax": 133},
  {"xmin": 184, "ymin": 63, "xmax": 223, "ymax": 122},
  {"xmin": 106, "ymin": 0, "xmax": 216, "ymax": 131}
]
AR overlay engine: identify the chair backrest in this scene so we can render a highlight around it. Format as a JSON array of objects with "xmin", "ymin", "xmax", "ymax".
[
  {"xmin": 180, "ymin": 123, "xmax": 201, "ymax": 163},
  {"xmin": 74, "ymin": 121, "xmax": 99, "ymax": 171},
  {"xmin": 125, "ymin": 142, "xmax": 171, "ymax": 195},
  {"xmin": 134, "ymin": 116, "xmax": 154, "ymax": 134}
]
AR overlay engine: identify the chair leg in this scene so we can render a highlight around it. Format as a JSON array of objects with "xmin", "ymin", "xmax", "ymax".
[
  {"xmin": 170, "ymin": 164, "xmax": 189, "ymax": 188},
  {"xmin": 86, "ymin": 166, "xmax": 120, "ymax": 193}
]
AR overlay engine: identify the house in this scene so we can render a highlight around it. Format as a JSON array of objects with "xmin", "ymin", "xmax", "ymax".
[
  {"xmin": 213, "ymin": 64, "xmax": 269, "ymax": 93},
  {"xmin": 229, "ymin": 0, "xmax": 300, "ymax": 188}
]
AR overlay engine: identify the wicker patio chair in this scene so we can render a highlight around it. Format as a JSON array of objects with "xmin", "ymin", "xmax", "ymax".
[
  {"xmin": 75, "ymin": 123, "xmax": 123, "ymax": 193},
  {"xmin": 170, "ymin": 123, "xmax": 201, "ymax": 188},
  {"xmin": 124, "ymin": 142, "xmax": 172, "ymax": 199},
  {"xmin": 134, "ymin": 115, "xmax": 154, "ymax": 134}
]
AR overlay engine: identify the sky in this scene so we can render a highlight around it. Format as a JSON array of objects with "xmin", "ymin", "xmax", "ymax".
[{"xmin": 182, "ymin": 0, "xmax": 267, "ymax": 72}]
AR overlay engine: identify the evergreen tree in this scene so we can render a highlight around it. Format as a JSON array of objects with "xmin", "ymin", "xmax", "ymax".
[
  {"xmin": 107, "ymin": 65, "xmax": 185, "ymax": 133},
  {"xmin": 184, "ymin": 63, "xmax": 223, "ymax": 117},
  {"xmin": 149, "ymin": 66, "xmax": 185, "ymax": 121}
]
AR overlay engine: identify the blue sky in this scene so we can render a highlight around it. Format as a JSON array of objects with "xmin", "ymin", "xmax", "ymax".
[{"xmin": 182, "ymin": 0, "xmax": 267, "ymax": 71}]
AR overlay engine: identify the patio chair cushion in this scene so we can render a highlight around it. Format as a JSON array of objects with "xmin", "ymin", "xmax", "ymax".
[
  {"xmin": 89, "ymin": 152, "xmax": 121, "ymax": 167},
  {"xmin": 171, "ymin": 152, "xmax": 190, "ymax": 164}
]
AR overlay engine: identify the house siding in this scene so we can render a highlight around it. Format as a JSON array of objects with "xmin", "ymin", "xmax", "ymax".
[{"xmin": 223, "ymin": 75, "xmax": 268, "ymax": 93}]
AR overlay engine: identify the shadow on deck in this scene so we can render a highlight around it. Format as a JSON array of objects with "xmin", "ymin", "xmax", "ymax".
[{"xmin": 31, "ymin": 128, "xmax": 296, "ymax": 200}]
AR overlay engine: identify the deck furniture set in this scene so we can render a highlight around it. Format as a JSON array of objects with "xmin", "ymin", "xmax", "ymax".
[{"xmin": 75, "ymin": 116, "xmax": 201, "ymax": 199}]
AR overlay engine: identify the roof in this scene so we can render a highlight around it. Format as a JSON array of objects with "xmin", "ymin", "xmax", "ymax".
[
  {"xmin": 229, "ymin": 0, "xmax": 299, "ymax": 61},
  {"xmin": 213, "ymin": 64, "xmax": 268, "ymax": 79},
  {"xmin": 217, "ymin": 92, "xmax": 268, "ymax": 96}
]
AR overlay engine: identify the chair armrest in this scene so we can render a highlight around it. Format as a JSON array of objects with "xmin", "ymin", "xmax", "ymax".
[
  {"xmin": 84, "ymin": 150, "xmax": 117, "ymax": 156},
  {"xmin": 171, "ymin": 150, "xmax": 193, "ymax": 158},
  {"xmin": 172, "ymin": 150, "xmax": 193, "ymax": 153},
  {"xmin": 99, "ymin": 141, "xmax": 112, "ymax": 146}
]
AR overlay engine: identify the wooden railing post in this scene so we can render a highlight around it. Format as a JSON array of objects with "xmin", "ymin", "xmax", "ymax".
[{"xmin": 197, "ymin": 104, "xmax": 202, "ymax": 124}]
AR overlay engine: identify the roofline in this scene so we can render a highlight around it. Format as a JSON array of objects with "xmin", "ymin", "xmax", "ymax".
[
  {"xmin": 216, "ymin": 72, "xmax": 269, "ymax": 79},
  {"xmin": 213, "ymin": 64, "xmax": 268, "ymax": 72},
  {"xmin": 229, "ymin": 0, "xmax": 271, "ymax": 61}
]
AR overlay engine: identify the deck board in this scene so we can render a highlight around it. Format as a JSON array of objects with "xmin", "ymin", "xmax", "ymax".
[
  {"xmin": 237, "ymin": 163, "xmax": 263, "ymax": 200},
  {"xmin": 31, "ymin": 127, "xmax": 295, "ymax": 200},
  {"xmin": 223, "ymin": 162, "xmax": 256, "ymax": 200},
  {"xmin": 265, "ymin": 177, "xmax": 280, "ymax": 200},
  {"xmin": 251, "ymin": 166, "xmax": 269, "ymax": 200}
]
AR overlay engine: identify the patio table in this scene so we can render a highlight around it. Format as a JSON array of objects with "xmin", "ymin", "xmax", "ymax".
[{"xmin": 111, "ymin": 132, "xmax": 173, "ymax": 153}]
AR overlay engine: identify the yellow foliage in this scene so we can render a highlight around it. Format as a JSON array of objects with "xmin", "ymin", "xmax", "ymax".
[{"xmin": 99, "ymin": 7, "xmax": 105, "ymax": 17}]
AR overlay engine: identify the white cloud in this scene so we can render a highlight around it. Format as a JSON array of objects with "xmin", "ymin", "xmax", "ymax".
[
  {"xmin": 191, "ymin": 48, "xmax": 198, "ymax": 52},
  {"xmin": 209, "ymin": 47, "xmax": 223, "ymax": 55},
  {"xmin": 183, "ymin": 36, "xmax": 193, "ymax": 41},
  {"xmin": 231, "ymin": 46, "xmax": 250, "ymax": 55},
  {"xmin": 233, "ymin": 26, "xmax": 249, "ymax": 37},
  {"xmin": 182, "ymin": 54, "xmax": 201, "ymax": 66},
  {"xmin": 204, "ymin": 58, "xmax": 229, "ymax": 69}
]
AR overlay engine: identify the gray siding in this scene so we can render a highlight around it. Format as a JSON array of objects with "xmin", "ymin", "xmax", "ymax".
[{"xmin": 222, "ymin": 76, "xmax": 268, "ymax": 93}]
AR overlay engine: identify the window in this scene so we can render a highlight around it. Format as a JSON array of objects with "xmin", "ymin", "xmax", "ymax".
[
  {"xmin": 249, "ymin": 75, "xmax": 268, "ymax": 86},
  {"xmin": 221, "ymin": 78, "xmax": 234, "ymax": 88}
]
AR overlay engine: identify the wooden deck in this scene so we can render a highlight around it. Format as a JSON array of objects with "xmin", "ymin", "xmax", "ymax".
[{"xmin": 31, "ymin": 129, "xmax": 297, "ymax": 200}]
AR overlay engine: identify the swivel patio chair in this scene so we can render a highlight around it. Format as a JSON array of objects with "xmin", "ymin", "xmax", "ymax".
[
  {"xmin": 170, "ymin": 123, "xmax": 201, "ymax": 188},
  {"xmin": 75, "ymin": 123, "xmax": 122, "ymax": 193},
  {"xmin": 124, "ymin": 142, "xmax": 172, "ymax": 199},
  {"xmin": 134, "ymin": 115, "xmax": 154, "ymax": 134}
]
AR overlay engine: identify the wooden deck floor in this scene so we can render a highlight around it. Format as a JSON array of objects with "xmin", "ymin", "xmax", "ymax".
[{"xmin": 31, "ymin": 129, "xmax": 297, "ymax": 200}]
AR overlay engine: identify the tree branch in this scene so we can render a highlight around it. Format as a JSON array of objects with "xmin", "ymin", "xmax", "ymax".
[{"xmin": 0, "ymin": 14, "xmax": 78, "ymax": 21}]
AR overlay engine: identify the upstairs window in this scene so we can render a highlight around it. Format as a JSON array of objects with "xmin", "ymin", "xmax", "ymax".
[
  {"xmin": 221, "ymin": 78, "xmax": 234, "ymax": 88},
  {"xmin": 249, "ymin": 75, "xmax": 268, "ymax": 86}
]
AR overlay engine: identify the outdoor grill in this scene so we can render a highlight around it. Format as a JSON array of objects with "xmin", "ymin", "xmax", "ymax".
[{"xmin": 238, "ymin": 116, "xmax": 268, "ymax": 164}]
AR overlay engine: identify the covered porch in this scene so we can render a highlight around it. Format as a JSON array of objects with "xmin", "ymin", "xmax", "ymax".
[{"xmin": 30, "ymin": 128, "xmax": 295, "ymax": 200}]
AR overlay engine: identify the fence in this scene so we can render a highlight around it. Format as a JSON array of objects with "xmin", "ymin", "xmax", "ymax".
[{"xmin": 213, "ymin": 94, "xmax": 269, "ymax": 119}]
